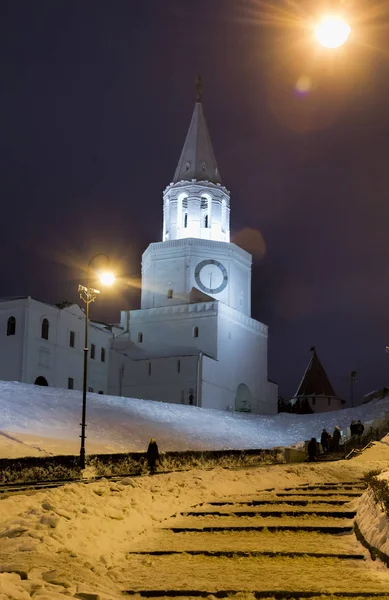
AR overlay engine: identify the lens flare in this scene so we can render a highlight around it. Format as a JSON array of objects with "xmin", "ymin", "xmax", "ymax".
[{"xmin": 315, "ymin": 16, "xmax": 351, "ymax": 48}]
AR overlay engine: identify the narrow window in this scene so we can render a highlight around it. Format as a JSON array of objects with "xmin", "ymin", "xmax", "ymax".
[
  {"xmin": 101, "ymin": 347, "xmax": 106, "ymax": 362},
  {"xmin": 167, "ymin": 289, "xmax": 173, "ymax": 299},
  {"xmin": 312, "ymin": 397, "xmax": 316, "ymax": 406},
  {"xmin": 69, "ymin": 331, "xmax": 75, "ymax": 348},
  {"xmin": 148, "ymin": 362, "xmax": 151, "ymax": 376},
  {"xmin": 177, "ymin": 359, "xmax": 181, "ymax": 373},
  {"xmin": 7, "ymin": 316, "xmax": 16, "ymax": 336},
  {"xmin": 68, "ymin": 377, "xmax": 74, "ymax": 390},
  {"xmin": 41, "ymin": 318, "xmax": 49, "ymax": 340},
  {"xmin": 328, "ymin": 397, "xmax": 331, "ymax": 406},
  {"xmin": 138, "ymin": 332, "xmax": 143, "ymax": 343},
  {"xmin": 98, "ymin": 390, "xmax": 104, "ymax": 395},
  {"xmin": 201, "ymin": 197, "xmax": 209, "ymax": 228},
  {"xmin": 90, "ymin": 343, "xmax": 96, "ymax": 359},
  {"xmin": 193, "ymin": 326, "xmax": 199, "ymax": 338},
  {"xmin": 184, "ymin": 213, "xmax": 188, "ymax": 228},
  {"xmin": 88, "ymin": 386, "xmax": 94, "ymax": 393}
]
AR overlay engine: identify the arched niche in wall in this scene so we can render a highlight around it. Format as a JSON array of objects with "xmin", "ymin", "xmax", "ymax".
[
  {"xmin": 234, "ymin": 383, "xmax": 252, "ymax": 412},
  {"xmin": 34, "ymin": 376, "xmax": 49, "ymax": 386}
]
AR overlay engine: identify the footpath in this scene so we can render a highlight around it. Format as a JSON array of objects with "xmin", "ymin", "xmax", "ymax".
[{"xmin": 124, "ymin": 479, "xmax": 389, "ymax": 600}]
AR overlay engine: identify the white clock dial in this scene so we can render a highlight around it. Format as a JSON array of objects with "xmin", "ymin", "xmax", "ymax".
[{"xmin": 194, "ymin": 260, "xmax": 228, "ymax": 294}]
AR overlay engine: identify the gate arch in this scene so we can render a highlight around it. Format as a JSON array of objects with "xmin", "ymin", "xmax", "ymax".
[
  {"xmin": 34, "ymin": 376, "xmax": 48, "ymax": 386},
  {"xmin": 234, "ymin": 383, "xmax": 252, "ymax": 412}
]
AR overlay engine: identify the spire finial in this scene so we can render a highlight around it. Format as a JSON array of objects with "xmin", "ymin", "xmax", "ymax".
[{"xmin": 195, "ymin": 75, "xmax": 203, "ymax": 103}]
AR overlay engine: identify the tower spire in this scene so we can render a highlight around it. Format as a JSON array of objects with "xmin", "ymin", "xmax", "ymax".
[{"xmin": 173, "ymin": 79, "xmax": 221, "ymax": 184}]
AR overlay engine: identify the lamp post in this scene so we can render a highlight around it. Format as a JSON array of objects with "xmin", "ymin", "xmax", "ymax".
[
  {"xmin": 78, "ymin": 253, "xmax": 115, "ymax": 469},
  {"xmin": 347, "ymin": 370, "xmax": 357, "ymax": 408}
]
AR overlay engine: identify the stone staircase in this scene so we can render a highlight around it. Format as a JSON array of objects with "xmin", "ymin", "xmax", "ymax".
[{"xmin": 123, "ymin": 480, "xmax": 389, "ymax": 600}]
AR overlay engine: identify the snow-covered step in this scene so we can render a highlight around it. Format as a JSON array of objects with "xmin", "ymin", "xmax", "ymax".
[
  {"xmin": 181, "ymin": 508, "xmax": 356, "ymax": 518},
  {"xmin": 163, "ymin": 524, "xmax": 353, "ymax": 534},
  {"xmin": 206, "ymin": 498, "xmax": 351, "ymax": 506},
  {"xmin": 122, "ymin": 554, "xmax": 389, "ymax": 595},
  {"xmin": 128, "ymin": 549, "xmax": 365, "ymax": 560},
  {"xmin": 167, "ymin": 512, "xmax": 355, "ymax": 526},
  {"xmin": 275, "ymin": 491, "xmax": 361, "ymax": 497},
  {"xmin": 128, "ymin": 530, "xmax": 362, "ymax": 555},
  {"xmin": 122, "ymin": 592, "xmax": 389, "ymax": 599},
  {"xmin": 284, "ymin": 485, "xmax": 365, "ymax": 491}
]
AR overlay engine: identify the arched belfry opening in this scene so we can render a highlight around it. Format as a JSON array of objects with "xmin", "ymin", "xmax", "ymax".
[{"xmin": 235, "ymin": 383, "xmax": 252, "ymax": 412}]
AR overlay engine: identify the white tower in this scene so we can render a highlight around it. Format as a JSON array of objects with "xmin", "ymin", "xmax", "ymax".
[
  {"xmin": 141, "ymin": 81, "xmax": 252, "ymax": 316},
  {"xmin": 109, "ymin": 80, "xmax": 278, "ymax": 415}
]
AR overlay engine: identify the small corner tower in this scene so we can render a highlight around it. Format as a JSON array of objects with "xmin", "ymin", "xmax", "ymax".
[{"xmin": 290, "ymin": 347, "xmax": 345, "ymax": 413}]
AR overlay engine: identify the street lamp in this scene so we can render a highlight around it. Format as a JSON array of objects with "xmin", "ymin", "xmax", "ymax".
[
  {"xmin": 314, "ymin": 16, "xmax": 351, "ymax": 49},
  {"xmin": 347, "ymin": 370, "xmax": 357, "ymax": 408},
  {"xmin": 78, "ymin": 253, "xmax": 115, "ymax": 469}
]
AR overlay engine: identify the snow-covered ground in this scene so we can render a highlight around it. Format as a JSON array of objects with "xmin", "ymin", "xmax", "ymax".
[
  {"xmin": 1, "ymin": 381, "xmax": 389, "ymax": 599},
  {"xmin": 1, "ymin": 439, "xmax": 389, "ymax": 599},
  {"xmin": 1, "ymin": 381, "xmax": 389, "ymax": 458}
]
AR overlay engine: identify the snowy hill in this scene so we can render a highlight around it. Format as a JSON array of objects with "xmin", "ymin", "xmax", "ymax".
[{"xmin": 1, "ymin": 381, "xmax": 389, "ymax": 458}]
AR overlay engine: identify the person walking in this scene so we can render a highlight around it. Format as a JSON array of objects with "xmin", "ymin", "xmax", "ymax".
[
  {"xmin": 355, "ymin": 420, "xmax": 364, "ymax": 447},
  {"xmin": 332, "ymin": 426, "xmax": 341, "ymax": 452},
  {"xmin": 146, "ymin": 438, "xmax": 160, "ymax": 475},
  {"xmin": 320, "ymin": 428, "xmax": 329, "ymax": 453},
  {"xmin": 355, "ymin": 420, "xmax": 364, "ymax": 437}
]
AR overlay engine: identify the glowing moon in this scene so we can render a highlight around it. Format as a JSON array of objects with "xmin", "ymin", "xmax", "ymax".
[{"xmin": 315, "ymin": 16, "xmax": 351, "ymax": 49}]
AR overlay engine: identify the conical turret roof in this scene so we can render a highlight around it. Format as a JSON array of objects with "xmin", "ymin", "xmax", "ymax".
[
  {"xmin": 294, "ymin": 347, "xmax": 337, "ymax": 397},
  {"xmin": 173, "ymin": 82, "xmax": 221, "ymax": 184}
]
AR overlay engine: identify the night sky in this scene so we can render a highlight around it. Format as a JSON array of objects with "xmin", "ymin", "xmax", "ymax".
[{"xmin": 2, "ymin": 1, "xmax": 389, "ymax": 405}]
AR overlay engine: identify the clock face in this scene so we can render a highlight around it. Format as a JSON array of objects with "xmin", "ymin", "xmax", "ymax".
[{"xmin": 194, "ymin": 259, "xmax": 228, "ymax": 294}]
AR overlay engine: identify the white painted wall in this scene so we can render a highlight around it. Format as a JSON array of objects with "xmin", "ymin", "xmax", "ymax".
[
  {"xmin": 141, "ymin": 238, "xmax": 251, "ymax": 316},
  {"xmin": 0, "ymin": 302, "xmax": 26, "ymax": 382},
  {"xmin": 0, "ymin": 298, "xmax": 111, "ymax": 393},
  {"xmin": 129, "ymin": 301, "xmax": 219, "ymax": 360},
  {"xmin": 108, "ymin": 350, "xmax": 199, "ymax": 405},
  {"xmin": 108, "ymin": 300, "xmax": 278, "ymax": 415}
]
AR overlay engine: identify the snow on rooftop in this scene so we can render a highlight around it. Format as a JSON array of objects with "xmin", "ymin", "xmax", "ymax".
[{"xmin": 1, "ymin": 380, "xmax": 389, "ymax": 458}]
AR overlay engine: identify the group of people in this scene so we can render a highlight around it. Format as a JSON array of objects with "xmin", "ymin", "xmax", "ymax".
[
  {"xmin": 307, "ymin": 426, "xmax": 342, "ymax": 461},
  {"xmin": 307, "ymin": 420, "xmax": 365, "ymax": 461}
]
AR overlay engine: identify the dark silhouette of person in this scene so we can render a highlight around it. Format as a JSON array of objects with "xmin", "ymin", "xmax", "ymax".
[
  {"xmin": 307, "ymin": 437, "xmax": 317, "ymax": 461},
  {"xmin": 321, "ymin": 428, "xmax": 329, "ymax": 453},
  {"xmin": 332, "ymin": 426, "xmax": 341, "ymax": 452},
  {"xmin": 146, "ymin": 438, "xmax": 159, "ymax": 474},
  {"xmin": 355, "ymin": 420, "xmax": 364, "ymax": 437},
  {"xmin": 350, "ymin": 421, "xmax": 357, "ymax": 436}
]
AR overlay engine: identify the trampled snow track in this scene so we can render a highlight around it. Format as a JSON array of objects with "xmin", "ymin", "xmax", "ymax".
[
  {"xmin": 123, "ymin": 480, "xmax": 389, "ymax": 600},
  {"xmin": 0, "ymin": 464, "xmax": 278, "ymax": 498},
  {"xmin": 0, "ymin": 466, "xmax": 267, "ymax": 498}
]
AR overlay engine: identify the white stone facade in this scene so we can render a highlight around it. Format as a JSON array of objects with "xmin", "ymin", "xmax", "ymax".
[
  {"xmin": 0, "ymin": 297, "xmax": 111, "ymax": 393},
  {"xmin": 108, "ymin": 96, "xmax": 278, "ymax": 415}
]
